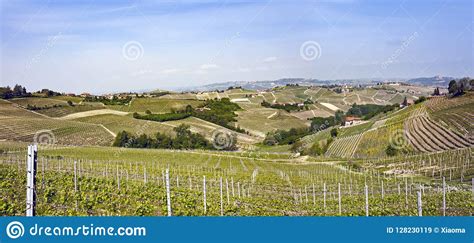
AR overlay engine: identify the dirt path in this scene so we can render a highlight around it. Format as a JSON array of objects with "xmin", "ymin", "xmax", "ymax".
[
  {"xmin": 267, "ymin": 111, "xmax": 278, "ymax": 119},
  {"xmin": 271, "ymin": 92, "xmax": 277, "ymax": 103},
  {"xmin": 99, "ymin": 124, "xmax": 117, "ymax": 137},
  {"xmin": 60, "ymin": 109, "xmax": 129, "ymax": 120}
]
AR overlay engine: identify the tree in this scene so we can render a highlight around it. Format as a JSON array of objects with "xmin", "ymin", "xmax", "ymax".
[
  {"xmin": 448, "ymin": 80, "xmax": 458, "ymax": 94},
  {"xmin": 185, "ymin": 105, "xmax": 193, "ymax": 113},
  {"xmin": 330, "ymin": 128, "xmax": 338, "ymax": 138},
  {"xmin": 0, "ymin": 87, "xmax": 13, "ymax": 99},
  {"xmin": 308, "ymin": 142, "xmax": 323, "ymax": 156},
  {"xmin": 113, "ymin": 131, "xmax": 131, "ymax": 147},
  {"xmin": 290, "ymin": 140, "xmax": 304, "ymax": 153},
  {"xmin": 402, "ymin": 97, "xmax": 408, "ymax": 106},
  {"xmin": 67, "ymin": 100, "xmax": 74, "ymax": 106},
  {"xmin": 414, "ymin": 96, "xmax": 426, "ymax": 104},
  {"xmin": 334, "ymin": 110, "xmax": 345, "ymax": 125},
  {"xmin": 145, "ymin": 109, "xmax": 152, "ymax": 115},
  {"xmin": 263, "ymin": 134, "xmax": 277, "ymax": 146},
  {"xmin": 433, "ymin": 87, "xmax": 440, "ymax": 96},
  {"xmin": 13, "ymin": 85, "xmax": 24, "ymax": 97},
  {"xmin": 1, "ymin": 85, "xmax": 30, "ymax": 99}
]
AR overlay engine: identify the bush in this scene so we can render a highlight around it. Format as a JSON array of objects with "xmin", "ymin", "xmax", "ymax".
[
  {"xmin": 265, "ymin": 127, "xmax": 310, "ymax": 145},
  {"xmin": 414, "ymin": 96, "xmax": 426, "ymax": 104},
  {"xmin": 308, "ymin": 142, "xmax": 323, "ymax": 156},
  {"xmin": 385, "ymin": 144, "xmax": 398, "ymax": 156},
  {"xmin": 133, "ymin": 112, "xmax": 191, "ymax": 122}
]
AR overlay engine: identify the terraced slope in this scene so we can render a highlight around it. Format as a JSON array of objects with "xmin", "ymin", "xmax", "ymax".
[
  {"xmin": 425, "ymin": 93, "xmax": 473, "ymax": 112},
  {"xmin": 401, "ymin": 97, "xmax": 474, "ymax": 153},
  {"xmin": 405, "ymin": 115, "xmax": 473, "ymax": 152},
  {"xmin": 427, "ymin": 94, "xmax": 474, "ymax": 138}
]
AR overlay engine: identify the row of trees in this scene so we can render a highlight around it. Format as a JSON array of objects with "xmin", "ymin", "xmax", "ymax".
[
  {"xmin": 346, "ymin": 103, "xmax": 398, "ymax": 120},
  {"xmin": 192, "ymin": 98, "xmax": 246, "ymax": 133},
  {"xmin": 112, "ymin": 124, "xmax": 214, "ymax": 150},
  {"xmin": 260, "ymin": 101, "xmax": 305, "ymax": 112},
  {"xmin": 0, "ymin": 85, "xmax": 30, "ymax": 99},
  {"xmin": 133, "ymin": 111, "xmax": 191, "ymax": 122},
  {"xmin": 84, "ymin": 96, "xmax": 132, "ymax": 105},
  {"xmin": 448, "ymin": 78, "xmax": 473, "ymax": 97},
  {"xmin": 0, "ymin": 85, "xmax": 69, "ymax": 99},
  {"xmin": 131, "ymin": 99, "xmax": 246, "ymax": 140},
  {"xmin": 263, "ymin": 127, "xmax": 310, "ymax": 146}
]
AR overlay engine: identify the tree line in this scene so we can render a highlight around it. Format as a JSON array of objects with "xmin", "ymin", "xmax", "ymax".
[
  {"xmin": 132, "ymin": 98, "xmax": 246, "ymax": 134},
  {"xmin": 448, "ymin": 78, "xmax": 473, "ymax": 97},
  {"xmin": 0, "ymin": 85, "xmax": 30, "ymax": 99},
  {"xmin": 113, "ymin": 124, "xmax": 215, "ymax": 150}
]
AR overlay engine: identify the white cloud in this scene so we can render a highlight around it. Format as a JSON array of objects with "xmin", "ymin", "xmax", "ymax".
[
  {"xmin": 263, "ymin": 56, "xmax": 277, "ymax": 63},
  {"xmin": 131, "ymin": 69, "xmax": 152, "ymax": 77},
  {"xmin": 161, "ymin": 68, "xmax": 181, "ymax": 74},
  {"xmin": 199, "ymin": 64, "xmax": 219, "ymax": 70},
  {"xmin": 238, "ymin": 67, "xmax": 251, "ymax": 72}
]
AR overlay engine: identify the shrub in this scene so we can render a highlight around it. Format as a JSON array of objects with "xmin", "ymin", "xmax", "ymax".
[
  {"xmin": 330, "ymin": 128, "xmax": 338, "ymax": 137},
  {"xmin": 385, "ymin": 144, "xmax": 398, "ymax": 156}
]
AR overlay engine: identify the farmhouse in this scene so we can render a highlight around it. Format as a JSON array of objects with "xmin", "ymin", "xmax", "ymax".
[{"xmin": 344, "ymin": 116, "xmax": 363, "ymax": 126}]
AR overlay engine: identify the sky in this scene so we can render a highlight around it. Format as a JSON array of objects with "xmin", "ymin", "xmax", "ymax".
[{"xmin": 0, "ymin": 0, "xmax": 472, "ymax": 94}]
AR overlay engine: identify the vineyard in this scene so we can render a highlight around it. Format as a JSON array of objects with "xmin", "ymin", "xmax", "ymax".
[
  {"xmin": 325, "ymin": 134, "xmax": 363, "ymax": 158},
  {"xmin": 404, "ymin": 97, "xmax": 473, "ymax": 153},
  {"xmin": 0, "ymin": 143, "xmax": 472, "ymax": 216},
  {"xmin": 353, "ymin": 122, "xmax": 408, "ymax": 158},
  {"xmin": 74, "ymin": 114, "xmax": 176, "ymax": 137},
  {"xmin": 361, "ymin": 147, "xmax": 473, "ymax": 183},
  {"xmin": 0, "ymin": 89, "xmax": 473, "ymax": 217},
  {"xmin": 427, "ymin": 94, "xmax": 474, "ymax": 138},
  {"xmin": 405, "ymin": 115, "xmax": 473, "ymax": 152},
  {"xmin": 0, "ymin": 117, "xmax": 114, "ymax": 146}
]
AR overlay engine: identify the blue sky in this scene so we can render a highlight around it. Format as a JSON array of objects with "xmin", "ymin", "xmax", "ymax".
[{"xmin": 1, "ymin": 0, "xmax": 472, "ymax": 93}]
